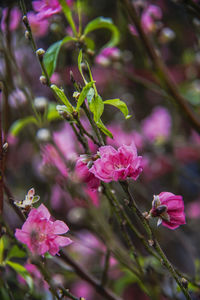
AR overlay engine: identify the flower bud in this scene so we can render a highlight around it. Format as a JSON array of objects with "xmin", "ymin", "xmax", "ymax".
[
  {"xmin": 36, "ymin": 128, "xmax": 51, "ymax": 143},
  {"xmin": 40, "ymin": 75, "xmax": 47, "ymax": 85},
  {"xmin": 22, "ymin": 15, "xmax": 28, "ymax": 26},
  {"xmin": 36, "ymin": 48, "xmax": 45, "ymax": 60},
  {"xmin": 181, "ymin": 278, "xmax": 188, "ymax": 289},
  {"xmin": 25, "ymin": 30, "xmax": 30, "ymax": 40},
  {"xmin": 34, "ymin": 96, "xmax": 48, "ymax": 114},
  {"xmin": 70, "ymin": 70, "xmax": 75, "ymax": 84},
  {"xmin": 159, "ymin": 27, "xmax": 175, "ymax": 43},
  {"xmin": 3, "ymin": 142, "xmax": 8, "ymax": 152}
]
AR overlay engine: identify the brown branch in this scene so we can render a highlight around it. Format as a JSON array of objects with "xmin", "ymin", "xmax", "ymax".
[
  {"xmin": 120, "ymin": 0, "xmax": 200, "ymax": 134},
  {"xmin": 59, "ymin": 250, "xmax": 122, "ymax": 300}
]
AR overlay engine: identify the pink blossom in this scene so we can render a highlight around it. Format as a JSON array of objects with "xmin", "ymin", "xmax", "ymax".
[
  {"xmin": 75, "ymin": 156, "xmax": 100, "ymax": 190},
  {"xmin": 150, "ymin": 192, "xmax": 186, "ymax": 229},
  {"xmin": 53, "ymin": 123, "xmax": 78, "ymax": 161},
  {"xmin": 41, "ymin": 144, "xmax": 68, "ymax": 178},
  {"xmin": 90, "ymin": 143, "xmax": 143, "ymax": 183},
  {"xmin": 1, "ymin": 7, "xmax": 21, "ymax": 32},
  {"xmin": 32, "ymin": 0, "xmax": 73, "ymax": 20},
  {"xmin": 15, "ymin": 204, "xmax": 72, "ymax": 255},
  {"xmin": 186, "ymin": 200, "xmax": 200, "ymax": 219},
  {"xmin": 107, "ymin": 124, "xmax": 144, "ymax": 150},
  {"xmin": 27, "ymin": 12, "xmax": 49, "ymax": 37},
  {"xmin": 129, "ymin": 4, "xmax": 162, "ymax": 36},
  {"xmin": 141, "ymin": 106, "xmax": 171, "ymax": 143},
  {"xmin": 95, "ymin": 47, "xmax": 121, "ymax": 67},
  {"xmin": 71, "ymin": 280, "xmax": 95, "ymax": 300},
  {"xmin": 19, "ymin": 263, "xmax": 49, "ymax": 290}
]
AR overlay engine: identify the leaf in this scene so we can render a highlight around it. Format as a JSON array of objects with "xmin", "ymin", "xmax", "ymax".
[
  {"xmin": 51, "ymin": 84, "xmax": 74, "ymax": 113},
  {"xmin": 87, "ymin": 87, "xmax": 95, "ymax": 104},
  {"xmin": 58, "ymin": 0, "xmax": 77, "ymax": 36},
  {"xmin": 0, "ymin": 237, "xmax": 4, "ymax": 264},
  {"xmin": 78, "ymin": 50, "xmax": 87, "ymax": 84},
  {"xmin": 7, "ymin": 245, "xmax": 26, "ymax": 260},
  {"xmin": 6, "ymin": 261, "xmax": 33, "ymax": 290},
  {"xmin": 84, "ymin": 17, "xmax": 120, "ymax": 48},
  {"xmin": 89, "ymin": 94, "xmax": 104, "ymax": 122},
  {"xmin": 96, "ymin": 119, "xmax": 113, "ymax": 138},
  {"xmin": 9, "ymin": 116, "xmax": 38, "ymax": 136},
  {"xmin": 84, "ymin": 37, "xmax": 95, "ymax": 50},
  {"xmin": 44, "ymin": 36, "xmax": 74, "ymax": 77},
  {"xmin": 47, "ymin": 102, "xmax": 62, "ymax": 122},
  {"xmin": 104, "ymin": 99, "xmax": 131, "ymax": 119},
  {"xmin": 76, "ymin": 81, "xmax": 94, "ymax": 111}
]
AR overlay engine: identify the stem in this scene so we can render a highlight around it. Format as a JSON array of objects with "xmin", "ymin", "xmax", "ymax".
[
  {"xmin": 120, "ymin": 0, "xmax": 200, "ymax": 134},
  {"xmin": 32, "ymin": 259, "xmax": 80, "ymax": 300},
  {"xmin": 76, "ymin": 118, "xmax": 101, "ymax": 147},
  {"xmin": 101, "ymin": 249, "xmax": 111, "ymax": 287},
  {"xmin": 59, "ymin": 250, "xmax": 122, "ymax": 300},
  {"xmin": 20, "ymin": 0, "xmax": 51, "ymax": 86},
  {"xmin": 120, "ymin": 181, "xmax": 191, "ymax": 300},
  {"xmin": 71, "ymin": 122, "xmax": 90, "ymax": 154}
]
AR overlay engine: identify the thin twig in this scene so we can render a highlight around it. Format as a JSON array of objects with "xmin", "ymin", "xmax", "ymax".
[{"xmin": 120, "ymin": 0, "xmax": 200, "ymax": 134}]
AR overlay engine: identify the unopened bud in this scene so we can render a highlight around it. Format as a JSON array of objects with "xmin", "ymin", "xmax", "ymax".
[
  {"xmin": 70, "ymin": 70, "xmax": 75, "ymax": 84},
  {"xmin": 22, "ymin": 15, "xmax": 28, "ymax": 26},
  {"xmin": 181, "ymin": 278, "xmax": 188, "ymax": 289},
  {"xmin": 40, "ymin": 75, "xmax": 47, "ymax": 85},
  {"xmin": 36, "ymin": 48, "xmax": 45, "ymax": 60},
  {"xmin": 3, "ymin": 142, "xmax": 8, "ymax": 152},
  {"xmin": 34, "ymin": 96, "xmax": 48, "ymax": 114},
  {"xmin": 148, "ymin": 239, "xmax": 154, "ymax": 247},
  {"xmin": 73, "ymin": 91, "xmax": 80, "ymax": 100},
  {"xmin": 87, "ymin": 49, "xmax": 95, "ymax": 56},
  {"xmin": 36, "ymin": 128, "xmax": 51, "ymax": 143},
  {"xmin": 159, "ymin": 27, "xmax": 175, "ymax": 43},
  {"xmin": 81, "ymin": 62, "xmax": 88, "ymax": 74},
  {"xmin": 72, "ymin": 111, "xmax": 78, "ymax": 119},
  {"xmin": 25, "ymin": 30, "xmax": 30, "ymax": 40}
]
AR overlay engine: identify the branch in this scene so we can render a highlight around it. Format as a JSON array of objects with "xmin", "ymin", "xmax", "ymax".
[
  {"xmin": 59, "ymin": 250, "xmax": 122, "ymax": 300},
  {"xmin": 120, "ymin": 0, "xmax": 200, "ymax": 134}
]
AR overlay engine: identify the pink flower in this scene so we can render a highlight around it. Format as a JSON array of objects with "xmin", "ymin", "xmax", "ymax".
[
  {"xmin": 32, "ymin": 0, "xmax": 73, "ymax": 20},
  {"xmin": 186, "ymin": 200, "xmax": 200, "ymax": 219},
  {"xmin": 1, "ymin": 7, "xmax": 21, "ymax": 32},
  {"xmin": 19, "ymin": 263, "xmax": 49, "ymax": 290},
  {"xmin": 95, "ymin": 47, "xmax": 121, "ymax": 67},
  {"xmin": 150, "ymin": 192, "xmax": 186, "ymax": 229},
  {"xmin": 107, "ymin": 124, "xmax": 144, "ymax": 150},
  {"xmin": 75, "ymin": 156, "xmax": 100, "ymax": 191},
  {"xmin": 141, "ymin": 106, "xmax": 171, "ymax": 143},
  {"xmin": 129, "ymin": 4, "xmax": 162, "ymax": 36},
  {"xmin": 41, "ymin": 144, "xmax": 68, "ymax": 178},
  {"xmin": 90, "ymin": 143, "xmax": 143, "ymax": 183},
  {"xmin": 15, "ymin": 204, "xmax": 72, "ymax": 255},
  {"xmin": 27, "ymin": 12, "xmax": 49, "ymax": 37}
]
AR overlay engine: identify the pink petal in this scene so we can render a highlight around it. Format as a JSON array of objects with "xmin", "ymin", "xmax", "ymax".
[
  {"xmin": 37, "ymin": 204, "xmax": 51, "ymax": 219},
  {"xmin": 52, "ymin": 220, "xmax": 69, "ymax": 234}
]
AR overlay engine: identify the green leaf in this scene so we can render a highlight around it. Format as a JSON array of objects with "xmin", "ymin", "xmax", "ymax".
[
  {"xmin": 104, "ymin": 99, "xmax": 131, "ymax": 119},
  {"xmin": 0, "ymin": 237, "xmax": 4, "ymax": 264},
  {"xmin": 96, "ymin": 119, "xmax": 113, "ymax": 138},
  {"xmin": 6, "ymin": 261, "xmax": 33, "ymax": 290},
  {"xmin": 51, "ymin": 84, "xmax": 74, "ymax": 113},
  {"xmin": 87, "ymin": 87, "xmax": 95, "ymax": 104},
  {"xmin": 76, "ymin": 81, "xmax": 94, "ymax": 111},
  {"xmin": 84, "ymin": 17, "xmax": 120, "ymax": 48},
  {"xmin": 7, "ymin": 245, "xmax": 26, "ymax": 260},
  {"xmin": 9, "ymin": 116, "xmax": 38, "ymax": 136},
  {"xmin": 78, "ymin": 50, "xmax": 87, "ymax": 84},
  {"xmin": 47, "ymin": 102, "xmax": 62, "ymax": 122},
  {"xmin": 84, "ymin": 37, "xmax": 95, "ymax": 50},
  {"xmin": 89, "ymin": 94, "xmax": 104, "ymax": 122},
  {"xmin": 58, "ymin": 0, "xmax": 77, "ymax": 36},
  {"xmin": 44, "ymin": 36, "xmax": 75, "ymax": 77}
]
